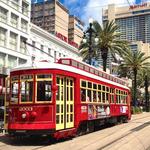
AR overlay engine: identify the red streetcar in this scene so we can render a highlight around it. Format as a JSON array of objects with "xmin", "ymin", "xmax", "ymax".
[{"xmin": 8, "ymin": 58, "xmax": 131, "ymax": 139}]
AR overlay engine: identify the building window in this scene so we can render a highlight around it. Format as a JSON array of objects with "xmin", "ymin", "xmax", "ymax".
[
  {"xmin": 48, "ymin": 48, "xmax": 51, "ymax": 55},
  {"xmin": 54, "ymin": 51, "xmax": 57, "ymax": 62},
  {"xmin": 11, "ymin": 0, "xmax": 19, "ymax": 10},
  {"xmin": 19, "ymin": 58, "xmax": 26, "ymax": 65},
  {"xmin": 20, "ymin": 37, "xmax": 27, "ymax": 54},
  {"xmin": 59, "ymin": 53, "xmax": 61, "ymax": 57},
  {"xmin": 0, "ymin": 7, "xmax": 7, "ymax": 23},
  {"xmin": 0, "ymin": 53, "xmax": 5, "ymax": 67},
  {"xmin": 3, "ymin": 0, "xmax": 9, "ymax": 4},
  {"xmin": 0, "ymin": 27, "xmax": 7, "ymax": 47},
  {"xmin": 21, "ymin": 19, "xmax": 28, "ymax": 32},
  {"xmin": 41, "ymin": 45, "xmax": 44, "ymax": 51},
  {"xmin": 11, "ymin": 13, "xmax": 18, "ymax": 28},
  {"xmin": 9, "ymin": 32, "xmax": 17, "ymax": 50},
  {"xmin": 22, "ymin": 1, "xmax": 29, "ymax": 16},
  {"xmin": 8, "ymin": 55, "xmax": 17, "ymax": 68},
  {"xmin": 32, "ymin": 41, "xmax": 35, "ymax": 51}
]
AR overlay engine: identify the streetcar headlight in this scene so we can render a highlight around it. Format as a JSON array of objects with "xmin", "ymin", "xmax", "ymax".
[{"xmin": 22, "ymin": 113, "xmax": 27, "ymax": 119}]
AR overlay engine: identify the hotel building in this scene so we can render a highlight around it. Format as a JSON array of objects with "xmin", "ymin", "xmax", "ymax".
[
  {"xmin": 103, "ymin": 2, "xmax": 150, "ymax": 43},
  {"xmin": 102, "ymin": 2, "xmax": 150, "ymax": 70}
]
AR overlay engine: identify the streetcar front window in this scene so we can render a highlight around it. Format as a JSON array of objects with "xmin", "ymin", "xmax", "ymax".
[
  {"xmin": 36, "ymin": 74, "xmax": 52, "ymax": 102},
  {"xmin": 37, "ymin": 81, "xmax": 52, "ymax": 101},
  {"xmin": 11, "ymin": 76, "xmax": 19, "ymax": 104},
  {"xmin": 20, "ymin": 75, "xmax": 33, "ymax": 103},
  {"xmin": 11, "ymin": 82, "xmax": 19, "ymax": 104},
  {"xmin": 20, "ymin": 81, "xmax": 33, "ymax": 102}
]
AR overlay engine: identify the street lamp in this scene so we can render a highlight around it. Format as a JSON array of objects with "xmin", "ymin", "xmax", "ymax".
[{"xmin": 83, "ymin": 18, "xmax": 99, "ymax": 65}]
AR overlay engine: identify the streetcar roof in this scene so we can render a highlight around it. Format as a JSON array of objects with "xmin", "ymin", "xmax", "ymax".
[{"xmin": 11, "ymin": 61, "xmax": 129, "ymax": 90}]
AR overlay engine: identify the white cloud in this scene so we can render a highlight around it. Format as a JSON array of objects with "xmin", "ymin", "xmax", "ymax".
[{"xmin": 81, "ymin": 0, "xmax": 136, "ymax": 25}]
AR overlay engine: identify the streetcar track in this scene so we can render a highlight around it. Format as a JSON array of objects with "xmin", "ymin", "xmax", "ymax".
[
  {"xmin": 31, "ymin": 146, "xmax": 49, "ymax": 150},
  {"xmin": 131, "ymin": 121, "xmax": 150, "ymax": 132},
  {"xmin": 76, "ymin": 115, "xmax": 150, "ymax": 150},
  {"xmin": 97, "ymin": 121, "xmax": 150, "ymax": 150},
  {"xmin": 97, "ymin": 132, "xmax": 132, "ymax": 150},
  {"xmin": 130, "ymin": 114, "xmax": 150, "ymax": 122},
  {"xmin": 0, "ymin": 114, "xmax": 150, "ymax": 150}
]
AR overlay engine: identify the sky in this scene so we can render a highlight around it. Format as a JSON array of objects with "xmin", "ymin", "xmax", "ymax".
[{"xmin": 60, "ymin": 0, "xmax": 149, "ymax": 25}]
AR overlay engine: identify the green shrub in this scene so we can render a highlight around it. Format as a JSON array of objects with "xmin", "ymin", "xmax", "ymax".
[{"xmin": 131, "ymin": 106, "xmax": 143, "ymax": 114}]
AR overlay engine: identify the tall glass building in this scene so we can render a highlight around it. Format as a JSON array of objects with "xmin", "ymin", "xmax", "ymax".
[
  {"xmin": 103, "ymin": 2, "xmax": 150, "ymax": 44},
  {"xmin": 102, "ymin": 2, "xmax": 150, "ymax": 72}
]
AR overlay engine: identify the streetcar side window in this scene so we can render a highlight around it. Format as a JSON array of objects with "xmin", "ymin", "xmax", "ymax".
[
  {"xmin": 10, "ymin": 76, "xmax": 19, "ymax": 104},
  {"xmin": 81, "ymin": 89, "xmax": 86, "ymax": 101},
  {"xmin": 116, "ymin": 89, "xmax": 127, "ymax": 104},
  {"xmin": 110, "ymin": 88, "xmax": 115, "ymax": 103}
]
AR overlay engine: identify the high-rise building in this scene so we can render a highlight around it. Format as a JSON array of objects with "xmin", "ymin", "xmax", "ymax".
[
  {"xmin": 31, "ymin": 0, "xmax": 84, "ymax": 47},
  {"xmin": 102, "ymin": 2, "xmax": 150, "ymax": 71},
  {"xmin": 31, "ymin": 0, "xmax": 69, "ymax": 38},
  {"xmin": 68, "ymin": 16, "xmax": 84, "ymax": 46},
  {"xmin": 103, "ymin": 2, "xmax": 150, "ymax": 43}
]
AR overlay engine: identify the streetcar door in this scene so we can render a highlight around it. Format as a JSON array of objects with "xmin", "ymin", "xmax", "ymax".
[
  {"xmin": 56, "ymin": 76, "xmax": 74, "ymax": 130},
  {"xmin": 66, "ymin": 77, "xmax": 74, "ymax": 128}
]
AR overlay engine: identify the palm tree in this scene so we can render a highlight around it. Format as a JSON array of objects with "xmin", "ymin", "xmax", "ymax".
[
  {"xmin": 120, "ymin": 49, "xmax": 150, "ymax": 106},
  {"xmin": 139, "ymin": 69, "xmax": 150, "ymax": 111},
  {"xmin": 79, "ymin": 20, "xmax": 129, "ymax": 71},
  {"xmin": 79, "ymin": 39, "xmax": 98, "ymax": 63}
]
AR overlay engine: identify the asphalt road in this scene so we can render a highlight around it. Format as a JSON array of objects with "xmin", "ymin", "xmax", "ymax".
[{"xmin": 0, "ymin": 112, "xmax": 150, "ymax": 150}]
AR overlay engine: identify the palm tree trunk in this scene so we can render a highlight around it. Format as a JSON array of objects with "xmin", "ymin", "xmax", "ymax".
[
  {"xmin": 101, "ymin": 49, "xmax": 108, "ymax": 72},
  {"xmin": 133, "ymin": 68, "xmax": 137, "ymax": 106},
  {"xmin": 145, "ymin": 74, "xmax": 149, "ymax": 112}
]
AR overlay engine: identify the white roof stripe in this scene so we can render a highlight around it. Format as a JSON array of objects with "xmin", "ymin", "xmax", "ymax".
[{"xmin": 11, "ymin": 62, "xmax": 129, "ymax": 90}]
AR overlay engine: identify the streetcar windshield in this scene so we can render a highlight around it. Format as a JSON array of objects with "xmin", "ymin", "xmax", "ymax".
[
  {"xmin": 20, "ymin": 81, "xmax": 33, "ymax": 102},
  {"xmin": 11, "ymin": 82, "xmax": 19, "ymax": 103},
  {"xmin": 36, "ymin": 74, "xmax": 52, "ymax": 102},
  {"xmin": 20, "ymin": 75, "xmax": 33, "ymax": 103},
  {"xmin": 37, "ymin": 81, "xmax": 52, "ymax": 101},
  {"xmin": 11, "ymin": 76, "xmax": 19, "ymax": 104}
]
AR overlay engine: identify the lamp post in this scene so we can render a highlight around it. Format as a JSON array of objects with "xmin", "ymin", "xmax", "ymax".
[{"xmin": 83, "ymin": 18, "xmax": 99, "ymax": 65}]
